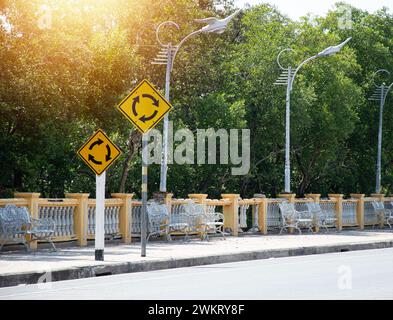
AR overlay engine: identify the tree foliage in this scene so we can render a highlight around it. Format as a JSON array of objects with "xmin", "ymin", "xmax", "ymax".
[{"xmin": 0, "ymin": 1, "xmax": 392, "ymax": 198}]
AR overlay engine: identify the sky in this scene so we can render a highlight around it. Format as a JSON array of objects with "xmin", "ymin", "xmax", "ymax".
[{"xmin": 234, "ymin": 0, "xmax": 392, "ymax": 20}]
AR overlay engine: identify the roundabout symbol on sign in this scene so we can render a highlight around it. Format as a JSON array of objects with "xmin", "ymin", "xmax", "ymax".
[
  {"xmin": 116, "ymin": 79, "xmax": 173, "ymax": 134},
  {"xmin": 77, "ymin": 129, "xmax": 121, "ymax": 176}
]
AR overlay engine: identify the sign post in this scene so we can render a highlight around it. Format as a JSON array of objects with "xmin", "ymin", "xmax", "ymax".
[
  {"xmin": 116, "ymin": 79, "xmax": 173, "ymax": 257},
  {"xmin": 141, "ymin": 133, "xmax": 148, "ymax": 257},
  {"xmin": 95, "ymin": 172, "xmax": 106, "ymax": 261},
  {"xmin": 77, "ymin": 129, "xmax": 121, "ymax": 261}
]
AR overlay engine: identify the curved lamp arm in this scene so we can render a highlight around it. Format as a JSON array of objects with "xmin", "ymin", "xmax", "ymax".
[
  {"xmin": 156, "ymin": 21, "xmax": 180, "ymax": 47},
  {"xmin": 290, "ymin": 55, "xmax": 318, "ymax": 91},
  {"xmin": 171, "ymin": 29, "xmax": 203, "ymax": 71},
  {"xmin": 372, "ymin": 69, "xmax": 393, "ymax": 105},
  {"xmin": 156, "ymin": 10, "xmax": 240, "ymax": 72},
  {"xmin": 277, "ymin": 48, "xmax": 293, "ymax": 70},
  {"xmin": 289, "ymin": 38, "xmax": 351, "ymax": 91},
  {"xmin": 372, "ymin": 69, "xmax": 390, "ymax": 88},
  {"xmin": 155, "ymin": 21, "xmax": 203, "ymax": 72}
]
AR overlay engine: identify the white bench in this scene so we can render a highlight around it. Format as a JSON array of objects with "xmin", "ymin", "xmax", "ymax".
[
  {"xmin": 306, "ymin": 202, "xmax": 337, "ymax": 231},
  {"xmin": 0, "ymin": 204, "xmax": 56, "ymax": 251},
  {"xmin": 278, "ymin": 202, "xmax": 313, "ymax": 234},
  {"xmin": 371, "ymin": 201, "xmax": 392, "ymax": 228}
]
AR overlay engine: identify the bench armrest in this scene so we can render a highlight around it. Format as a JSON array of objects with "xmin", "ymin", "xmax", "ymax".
[
  {"xmin": 30, "ymin": 218, "xmax": 56, "ymax": 232},
  {"xmin": 297, "ymin": 210, "xmax": 312, "ymax": 218}
]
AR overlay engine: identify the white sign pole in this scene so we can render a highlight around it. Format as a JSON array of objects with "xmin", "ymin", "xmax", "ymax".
[{"xmin": 95, "ymin": 172, "xmax": 106, "ymax": 261}]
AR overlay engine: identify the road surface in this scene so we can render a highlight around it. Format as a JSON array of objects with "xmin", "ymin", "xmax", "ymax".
[{"xmin": 1, "ymin": 248, "xmax": 393, "ymax": 299}]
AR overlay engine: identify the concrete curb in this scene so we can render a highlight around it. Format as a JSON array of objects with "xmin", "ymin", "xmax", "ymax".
[{"xmin": 1, "ymin": 239, "xmax": 393, "ymax": 288}]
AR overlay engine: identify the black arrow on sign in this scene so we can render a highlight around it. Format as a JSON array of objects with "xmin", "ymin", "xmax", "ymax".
[
  {"xmin": 142, "ymin": 94, "xmax": 159, "ymax": 107},
  {"xmin": 89, "ymin": 138, "xmax": 103, "ymax": 150},
  {"xmin": 88, "ymin": 154, "xmax": 102, "ymax": 165},
  {"xmin": 140, "ymin": 110, "xmax": 158, "ymax": 123},
  {"xmin": 105, "ymin": 145, "xmax": 112, "ymax": 162},
  {"xmin": 132, "ymin": 96, "xmax": 140, "ymax": 116}
]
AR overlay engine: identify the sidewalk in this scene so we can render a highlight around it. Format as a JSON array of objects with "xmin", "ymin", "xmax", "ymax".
[{"xmin": 1, "ymin": 229, "xmax": 393, "ymax": 288}]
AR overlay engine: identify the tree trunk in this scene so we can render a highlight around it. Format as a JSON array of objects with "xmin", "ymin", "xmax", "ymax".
[{"xmin": 118, "ymin": 129, "xmax": 141, "ymax": 193}]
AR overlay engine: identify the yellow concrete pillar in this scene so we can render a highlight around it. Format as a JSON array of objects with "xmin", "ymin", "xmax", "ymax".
[
  {"xmin": 371, "ymin": 193, "xmax": 385, "ymax": 202},
  {"xmin": 14, "ymin": 193, "xmax": 41, "ymax": 250},
  {"xmin": 259, "ymin": 198, "xmax": 268, "ymax": 235},
  {"xmin": 188, "ymin": 194, "xmax": 208, "ymax": 204},
  {"xmin": 328, "ymin": 194, "xmax": 343, "ymax": 231},
  {"xmin": 253, "ymin": 194, "xmax": 267, "ymax": 235},
  {"xmin": 163, "ymin": 193, "xmax": 173, "ymax": 214},
  {"xmin": 65, "ymin": 193, "xmax": 89, "ymax": 246},
  {"xmin": 112, "ymin": 193, "xmax": 134, "ymax": 244},
  {"xmin": 306, "ymin": 194, "xmax": 321, "ymax": 202},
  {"xmin": 371, "ymin": 193, "xmax": 385, "ymax": 228},
  {"xmin": 278, "ymin": 193, "xmax": 296, "ymax": 202},
  {"xmin": 221, "ymin": 194, "xmax": 240, "ymax": 236},
  {"xmin": 351, "ymin": 194, "xmax": 365, "ymax": 230}
]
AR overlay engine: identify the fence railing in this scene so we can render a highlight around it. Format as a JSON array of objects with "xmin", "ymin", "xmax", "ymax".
[{"xmin": 1, "ymin": 192, "xmax": 392, "ymax": 250}]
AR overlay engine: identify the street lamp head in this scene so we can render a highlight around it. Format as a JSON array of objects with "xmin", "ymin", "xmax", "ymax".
[
  {"xmin": 194, "ymin": 9, "xmax": 241, "ymax": 34},
  {"xmin": 317, "ymin": 37, "xmax": 352, "ymax": 57}
]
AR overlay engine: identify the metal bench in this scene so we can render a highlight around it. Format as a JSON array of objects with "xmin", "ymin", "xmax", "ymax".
[
  {"xmin": 371, "ymin": 201, "xmax": 392, "ymax": 228},
  {"xmin": 201, "ymin": 211, "xmax": 226, "ymax": 240},
  {"xmin": 146, "ymin": 202, "xmax": 190, "ymax": 242},
  {"xmin": 0, "ymin": 204, "xmax": 56, "ymax": 251},
  {"xmin": 278, "ymin": 202, "xmax": 313, "ymax": 234},
  {"xmin": 306, "ymin": 202, "xmax": 337, "ymax": 232},
  {"xmin": 182, "ymin": 203, "xmax": 226, "ymax": 241}
]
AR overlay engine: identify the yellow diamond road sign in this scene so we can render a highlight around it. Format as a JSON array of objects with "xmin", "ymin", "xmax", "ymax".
[
  {"xmin": 77, "ymin": 129, "xmax": 122, "ymax": 176},
  {"xmin": 116, "ymin": 79, "xmax": 173, "ymax": 133}
]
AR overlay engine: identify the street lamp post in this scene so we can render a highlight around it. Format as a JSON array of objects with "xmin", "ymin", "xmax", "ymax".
[
  {"xmin": 274, "ymin": 37, "xmax": 352, "ymax": 193},
  {"xmin": 369, "ymin": 69, "xmax": 393, "ymax": 194},
  {"xmin": 152, "ymin": 9, "xmax": 241, "ymax": 193}
]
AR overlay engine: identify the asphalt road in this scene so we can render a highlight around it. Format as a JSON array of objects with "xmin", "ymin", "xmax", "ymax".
[{"xmin": 1, "ymin": 248, "xmax": 393, "ymax": 300}]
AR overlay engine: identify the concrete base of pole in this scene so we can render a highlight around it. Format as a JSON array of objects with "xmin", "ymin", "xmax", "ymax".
[{"xmin": 95, "ymin": 250, "xmax": 104, "ymax": 261}]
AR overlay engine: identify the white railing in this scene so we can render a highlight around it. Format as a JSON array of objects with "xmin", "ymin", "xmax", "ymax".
[{"xmin": 39, "ymin": 205, "xmax": 75, "ymax": 237}]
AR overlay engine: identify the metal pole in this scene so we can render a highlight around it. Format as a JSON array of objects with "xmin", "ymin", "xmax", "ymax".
[
  {"xmin": 141, "ymin": 133, "xmax": 148, "ymax": 257},
  {"xmin": 159, "ymin": 44, "xmax": 173, "ymax": 192},
  {"xmin": 284, "ymin": 66, "xmax": 292, "ymax": 193},
  {"xmin": 376, "ymin": 85, "xmax": 385, "ymax": 194},
  {"xmin": 95, "ymin": 172, "xmax": 106, "ymax": 261}
]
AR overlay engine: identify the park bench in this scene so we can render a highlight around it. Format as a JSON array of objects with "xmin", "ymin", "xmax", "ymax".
[
  {"xmin": 182, "ymin": 203, "xmax": 226, "ymax": 241},
  {"xmin": 146, "ymin": 202, "xmax": 190, "ymax": 242},
  {"xmin": 0, "ymin": 204, "xmax": 56, "ymax": 252},
  {"xmin": 371, "ymin": 201, "xmax": 392, "ymax": 228},
  {"xmin": 146, "ymin": 201, "xmax": 226, "ymax": 242},
  {"xmin": 278, "ymin": 202, "xmax": 313, "ymax": 234},
  {"xmin": 306, "ymin": 202, "xmax": 337, "ymax": 232}
]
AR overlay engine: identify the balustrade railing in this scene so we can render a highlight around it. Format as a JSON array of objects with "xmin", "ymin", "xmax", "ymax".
[
  {"xmin": 39, "ymin": 202, "xmax": 76, "ymax": 238},
  {"xmin": 87, "ymin": 199, "xmax": 122, "ymax": 239},
  {"xmin": 1, "ymin": 192, "xmax": 391, "ymax": 250}
]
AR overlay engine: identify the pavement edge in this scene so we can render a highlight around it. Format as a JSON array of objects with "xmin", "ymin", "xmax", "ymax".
[{"xmin": 1, "ymin": 239, "xmax": 393, "ymax": 288}]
